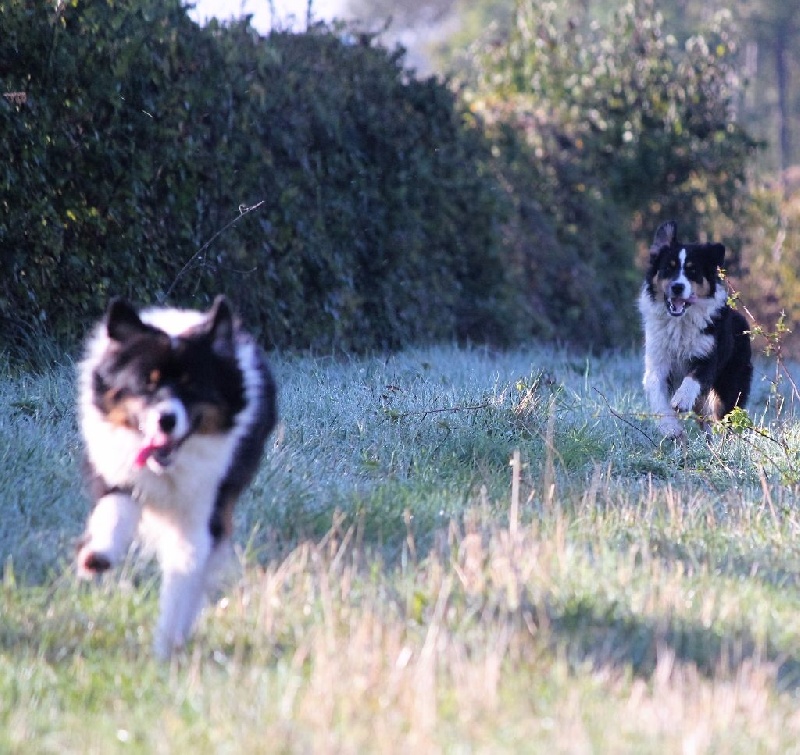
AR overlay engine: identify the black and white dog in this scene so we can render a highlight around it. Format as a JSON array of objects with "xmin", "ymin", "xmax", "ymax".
[
  {"xmin": 638, "ymin": 220, "xmax": 753, "ymax": 439},
  {"xmin": 76, "ymin": 296, "xmax": 277, "ymax": 658}
]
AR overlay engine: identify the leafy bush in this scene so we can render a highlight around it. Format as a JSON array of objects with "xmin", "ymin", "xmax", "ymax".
[
  {"xmin": 736, "ymin": 183, "xmax": 800, "ymax": 355},
  {"xmin": 459, "ymin": 0, "xmax": 759, "ymax": 346},
  {"xmin": 1, "ymin": 0, "xmax": 517, "ymax": 358}
]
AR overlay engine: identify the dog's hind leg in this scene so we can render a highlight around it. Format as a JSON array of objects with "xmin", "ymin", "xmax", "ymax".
[
  {"xmin": 77, "ymin": 492, "xmax": 140, "ymax": 577},
  {"xmin": 713, "ymin": 364, "xmax": 754, "ymax": 419}
]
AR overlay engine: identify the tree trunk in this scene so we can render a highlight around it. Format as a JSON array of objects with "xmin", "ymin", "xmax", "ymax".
[{"xmin": 775, "ymin": 31, "xmax": 791, "ymax": 180}]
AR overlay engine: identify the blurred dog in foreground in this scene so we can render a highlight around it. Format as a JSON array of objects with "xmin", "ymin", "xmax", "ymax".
[{"xmin": 76, "ymin": 295, "xmax": 276, "ymax": 658}]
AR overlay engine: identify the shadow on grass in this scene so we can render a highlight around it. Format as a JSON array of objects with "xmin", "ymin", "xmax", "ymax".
[{"xmin": 516, "ymin": 590, "xmax": 800, "ymax": 692}]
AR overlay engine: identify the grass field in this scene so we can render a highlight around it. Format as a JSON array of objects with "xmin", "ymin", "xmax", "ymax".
[{"xmin": 3, "ymin": 342, "xmax": 800, "ymax": 753}]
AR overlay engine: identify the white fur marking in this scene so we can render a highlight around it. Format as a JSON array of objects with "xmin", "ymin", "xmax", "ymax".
[
  {"xmin": 673, "ymin": 249, "xmax": 692, "ymax": 298},
  {"xmin": 142, "ymin": 398, "xmax": 189, "ymax": 439}
]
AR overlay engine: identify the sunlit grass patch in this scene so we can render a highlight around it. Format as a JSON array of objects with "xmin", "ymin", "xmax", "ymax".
[{"xmin": 3, "ymin": 345, "xmax": 800, "ymax": 751}]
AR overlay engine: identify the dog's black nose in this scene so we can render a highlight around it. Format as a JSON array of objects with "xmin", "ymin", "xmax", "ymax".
[
  {"xmin": 159, "ymin": 412, "xmax": 177, "ymax": 434},
  {"xmin": 671, "ymin": 282, "xmax": 685, "ymax": 296}
]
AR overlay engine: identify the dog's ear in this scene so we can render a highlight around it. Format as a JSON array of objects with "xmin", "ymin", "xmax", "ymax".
[
  {"xmin": 106, "ymin": 299, "xmax": 149, "ymax": 343},
  {"xmin": 207, "ymin": 295, "xmax": 236, "ymax": 360},
  {"xmin": 650, "ymin": 221, "xmax": 677, "ymax": 259},
  {"xmin": 707, "ymin": 243, "xmax": 725, "ymax": 271}
]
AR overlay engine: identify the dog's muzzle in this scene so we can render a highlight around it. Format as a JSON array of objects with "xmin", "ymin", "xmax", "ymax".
[
  {"xmin": 135, "ymin": 399, "xmax": 193, "ymax": 471},
  {"xmin": 665, "ymin": 295, "xmax": 691, "ymax": 316},
  {"xmin": 664, "ymin": 283, "xmax": 697, "ymax": 317}
]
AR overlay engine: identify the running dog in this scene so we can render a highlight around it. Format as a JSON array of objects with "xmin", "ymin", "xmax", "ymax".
[
  {"xmin": 76, "ymin": 295, "xmax": 276, "ymax": 658},
  {"xmin": 638, "ymin": 220, "xmax": 752, "ymax": 439}
]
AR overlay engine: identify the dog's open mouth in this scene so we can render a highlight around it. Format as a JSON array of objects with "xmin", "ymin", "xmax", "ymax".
[
  {"xmin": 665, "ymin": 294, "xmax": 697, "ymax": 317},
  {"xmin": 134, "ymin": 431, "xmax": 184, "ymax": 470}
]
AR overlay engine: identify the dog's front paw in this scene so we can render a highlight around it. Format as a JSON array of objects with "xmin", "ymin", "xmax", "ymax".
[
  {"xmin": 76, "ymin": 492, "xmax": 139, "ymax": 579},
  {"xmin": 658, "ymin": 416, "xmax": 685, "ymax": 439},
  {"xmin": 76, "ymin": 539, "xmax": 114, "ymax": 578},
  {"xmin": 671, "ymin": 377, "xmax": 701, "ymax": 413}
]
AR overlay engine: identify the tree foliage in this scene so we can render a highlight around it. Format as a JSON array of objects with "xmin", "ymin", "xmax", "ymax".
[{"xmin": 459, "ymin": 0, "xmax": 758, "ymax": 328}]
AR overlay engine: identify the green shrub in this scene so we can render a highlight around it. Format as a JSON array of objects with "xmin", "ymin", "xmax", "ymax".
[
  {"xmin": 1, "ymin": 0, "xmax": 517, "ymax": 358},
  {"xmin": 459, "ymin": 0, "xmax": 758, "ymax": 347}
]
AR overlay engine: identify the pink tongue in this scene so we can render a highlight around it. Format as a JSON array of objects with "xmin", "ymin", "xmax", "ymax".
[
  {"xmin": 134, "ymin": 444, "xmax": 157, "ymax": 468},
  {"xmin": 134, "ymin": 432, "xmax": 170, "ymax": 468}
]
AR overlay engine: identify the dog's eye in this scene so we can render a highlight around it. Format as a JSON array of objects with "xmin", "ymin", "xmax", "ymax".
[
  {"xmin": 105, "ymin": 386, "xmax": 127, "ymax": 403},
  {"xmin": 147, "ymin": 369, "xmax": 161, "ymax": 389}
]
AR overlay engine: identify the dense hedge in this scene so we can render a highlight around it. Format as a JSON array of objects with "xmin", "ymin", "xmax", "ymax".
[{"xmin": 1, "ymin": 0, "xmax": 517, "ymax": 356}]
